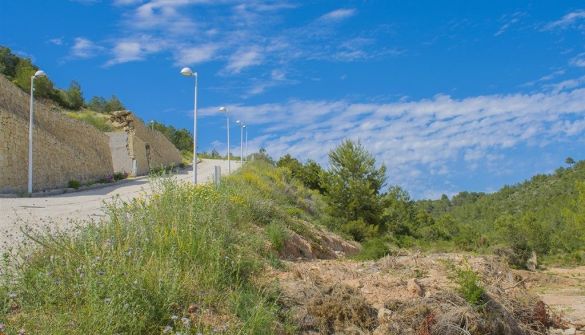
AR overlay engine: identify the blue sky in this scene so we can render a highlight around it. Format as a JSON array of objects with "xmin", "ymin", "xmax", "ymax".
[{"xmin": 1, "ymin": 0, "xmax": 585, "ymax": 198}]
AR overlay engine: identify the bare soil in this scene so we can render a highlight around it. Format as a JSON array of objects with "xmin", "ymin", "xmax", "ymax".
[
  {"xmin": 265, "ymin": 251, "xmax": 584, "ymax": 334},
  {"xmin": 520, "ymin": 266, "xmax": 585, "ymax": 331}
]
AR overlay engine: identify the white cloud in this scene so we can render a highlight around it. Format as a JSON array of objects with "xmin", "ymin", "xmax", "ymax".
[
  {"xmin": 494, "ymin": 12, "xmax": 524, "ymax": 37},
  {"xmin": 101, "ymin": 1, "xmax": 392, "ymax": 84},
  {"xmin": 570, "ymin": 53, "xmax": 585, "ymax": 67},
  {"xmin": 201, "ymin": 81, "xmax": 585, "ymax": 194},
  {"xmin": 48, "ymin": 38, "xmax": 64, "ymax": 46},
  {"xmin": 105, "ymin": 36, "xmax": 166, "ymax": 66},
  {"xmin": 225, "ymin": 47, "xmax": 263, "ymax": 73},
  {"xmin": 71, "ymin": 37, "xmax": 103, "ymax": 58},
  {"xmin": 175, "ymin": 44, "xmax": 218, "ymax": 65},
  {"xmin": 543, "ymin": 10, "xmax": 585, "ymax": 30},
  {"xmin": 319, "ymin": 8, "xmax": 357, "ymax": 22}
]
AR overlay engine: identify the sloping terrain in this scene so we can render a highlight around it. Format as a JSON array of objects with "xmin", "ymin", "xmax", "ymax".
[
  {"xmin": 271, "ymin": 253, "xmax": 583, "ymax": 335},
  {"xmin": 1, "ymin": 161, "xmax": 583, "ymax": 334},
  {"xmin": 0, "ymin": 75, "xmax": 113, "ymax": 192}
]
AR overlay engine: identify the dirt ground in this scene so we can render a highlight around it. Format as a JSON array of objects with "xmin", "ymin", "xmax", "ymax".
[
  {"xmin": 267, "ymin": 252, "xmax": 585, "ymax": 334},
  {"xmin": 520, "ymin": 266, "xmax": 585, "ymax": 330}
]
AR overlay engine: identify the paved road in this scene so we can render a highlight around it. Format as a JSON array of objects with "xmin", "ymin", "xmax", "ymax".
[{"xmin": 0, "ymin": 159, "xmax": 240, "ymax": 254}]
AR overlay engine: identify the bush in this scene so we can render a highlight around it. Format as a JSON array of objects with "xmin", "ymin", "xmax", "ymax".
[
  {"xmin": 451, "ymin": 264, "xmax": 486, "ymax": 306},
  {"xmin": 68, "ymin": 180, "xmax": 81, "ymax": 189},
  {"xmin": 341, "ymin": 219, "xmax": 378, "ymax": 242},
  {"xmin": 354, "ymin": 237, "xmax": 390, "ymax": 260},
  {"xmin": 113, "ymin": 172, "xmax": 128, "ymax": 181}
]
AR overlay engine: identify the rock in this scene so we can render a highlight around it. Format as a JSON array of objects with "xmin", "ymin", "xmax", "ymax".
[
  {"xmin": 407, "ymin": 278, "xmax": 423, "ymax": 297},
  {"xmin": 526, "ymin": 251, "xmax": 538, "ymax": 271}
]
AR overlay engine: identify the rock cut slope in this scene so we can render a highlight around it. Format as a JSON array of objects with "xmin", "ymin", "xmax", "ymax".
[{"xmin": 0, "ymin": 75, "xmax": 113, "ymax": 193}]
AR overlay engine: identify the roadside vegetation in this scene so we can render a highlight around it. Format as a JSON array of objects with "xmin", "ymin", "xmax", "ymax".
[
  {"xmin": 0, "ymin": 142, "xmax": 578, "ymax": 333},
  {"xmin": 277, "ymin": 140, "xmax": 585, "ymax": 267},
  {"xmin": 0, "ymin": 159, "xmax": 328, "ymax": 334}
]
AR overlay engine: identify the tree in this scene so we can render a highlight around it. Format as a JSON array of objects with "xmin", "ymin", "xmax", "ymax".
[
  {"xmin": 64, "ymin": 81, "xmax": 84, "ymax": 110},
  {"xmin": 172, "ymin": 128, "xmax": 193, "ymax": 152},
  {"xmin": 210, "ymin": 148, "xmax": 221, "ymax": 158},
  {"xmin": 299, "ymin": 159, "xmax": 324, "ymax": 193},
  {"xmin": 87, "ymin": 96, "xmax": 108, "ymax": 113},
  {"xmin": 277, "ymin": 154, "xmax": 303, "ymax": 175},
  {"xmin": 0, "ymin": 47, "xmax": 20, "ymax": 78},
  {"xmin": 13, "ymin": 58, "xmax": 53, "ymax": 98},
  {"xmin": 566, "ymin": 157, "xmax": 576, "ymax": 166},
  {"xmin": 106, "ymin": 95, "xmax": 124, "ymax": 112},
  {"xmin": 321, "ymin": 140, "xmax": 386, "ymax": 235}
]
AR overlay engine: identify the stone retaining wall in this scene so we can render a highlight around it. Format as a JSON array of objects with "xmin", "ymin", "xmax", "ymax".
[{"xmin": 0, "ymin": 76, "xmax": 113, "ymax": 193}]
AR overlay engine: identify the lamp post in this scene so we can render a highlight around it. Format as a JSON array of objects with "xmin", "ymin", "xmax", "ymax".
[
  {"xmin": 236, "ymin": 120, "xmax": 244, "ymax": 166},
  {"xmin": 219, "ymin": 106, "xmax": 230, "ymax": 173},
  {"xmin": 28, "ymin": 70, "xmax": 47, "ymax": 194},
  {"xmin": 243, "ymin": 124, "xmax": 248, "ymax": 161},
  {"xmin": 180, "ymin": 67, "xmax": 198, "ymax": 184}
]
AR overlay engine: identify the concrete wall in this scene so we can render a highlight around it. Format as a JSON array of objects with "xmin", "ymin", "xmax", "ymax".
[
  {"xmin": 107, "ymin": 132, "xmax": 134, "ymax": 175},
  {"xmin": 0, "ymin": 76, "xmax": 114, "ymax": 193}
]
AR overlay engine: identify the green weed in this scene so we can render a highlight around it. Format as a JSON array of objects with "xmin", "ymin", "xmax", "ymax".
[{"xmin": 1, "ymin": 161, "xmax": 325, "ymax": 334}]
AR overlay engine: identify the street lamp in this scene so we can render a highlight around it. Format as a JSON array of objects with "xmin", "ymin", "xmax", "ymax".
[
  {"xmin": 236, "ymin": 120, "xmax": 244, "ymax": 166},
  {"xmin": 243, "ymin": 124, "xmax": 248, "ymax": 161},
  {"xmin": 28, "ymin": 70, "xmax": 46, "ymax": 194},
  {"xmin": 180, "ymin": 67, "xmax": 198, "ymax": 184},
  {"xmin": 219, "ymin": 106, "xmax": 230, "ymax": 174}
]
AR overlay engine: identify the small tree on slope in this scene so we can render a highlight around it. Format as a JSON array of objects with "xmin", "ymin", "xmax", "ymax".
[{"xmin": 321, "ymin": 140, "xmax": 386, "ymax": 240}]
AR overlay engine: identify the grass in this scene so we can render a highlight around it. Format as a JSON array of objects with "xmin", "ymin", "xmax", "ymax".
[
  {"xmin": 0, "ymin": 160, "xmax": 324, "ymax": 334},
  {"xmin": 65, "ymin": 110, "xmax": 113, "ymax": 132},
  {"xmin": 67, "ymin": 179, "xmax": 81, "ymax": 189}
]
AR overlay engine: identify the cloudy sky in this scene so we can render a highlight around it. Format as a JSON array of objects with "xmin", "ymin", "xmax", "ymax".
[{"xmin": 1, "ymin": 0, "xmax": 585, "ymax": 198}]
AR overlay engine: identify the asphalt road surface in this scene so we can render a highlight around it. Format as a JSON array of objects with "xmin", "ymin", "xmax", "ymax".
[{"xmin": 0, "ymin": 159, "xmax": 240, "ymax": 254}]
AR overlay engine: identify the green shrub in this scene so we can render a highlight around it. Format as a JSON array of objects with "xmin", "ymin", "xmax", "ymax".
[
  {"xmin": 341, "ymin": 219, "xmax": 378, "ymax": 242},
  {"xmin": 113, "ymin": 172, "xmax": 128, "ymax": 181},
  {"xmin": 354, "ymin": 237, "xmax": 390, "ymax": 260},
  {"xmin": 451, "ymin": 264, "xmax": 486, "ymax": 306},
  {"xmin": 67, "ymin": 180, "xmax": 81, "ymax": 189}
]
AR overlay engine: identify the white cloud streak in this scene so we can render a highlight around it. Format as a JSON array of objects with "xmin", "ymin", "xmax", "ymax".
[
  {"xmin": 544, "ymin": 10, "xmax": 585, "ymax": 30},
  {"xmin": 201, "ymin": 83, "xmax": 585, "ymax": 194},
  {"xmin": 319, "ymin": 8, "xmax": 357, "ymax": 22},
  {"xmin": 226, "ymin": 47, "xmax": 263, "ymax": 73},
  {"xmin": 71, "ymin": 37, "xmax": 103, "ymax": 58}
]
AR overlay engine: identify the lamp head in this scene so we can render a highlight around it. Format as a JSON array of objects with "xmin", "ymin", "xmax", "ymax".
[
  {"xmin": 34, "ymin": 70, "xmax": 46, "ymax": 78},
  {"xmin": 219, "ymin": 106, "xmax": 226, "ymax": 113},
  {"xmin": 236, "ymin": 120, "xmax": 241, "ymax": 125},
  {"xmin": 180, "ymin": 67, "xmax": 194, "ymax": 76}
]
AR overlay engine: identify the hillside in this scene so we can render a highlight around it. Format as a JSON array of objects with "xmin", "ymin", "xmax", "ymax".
[
  {"xmin": 2, "ymin": 160, "xmax": 581, "ymax": 334},
  {"xmin": 417, "ymin": 160, "xmax": 585, "ymax": 264}
]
